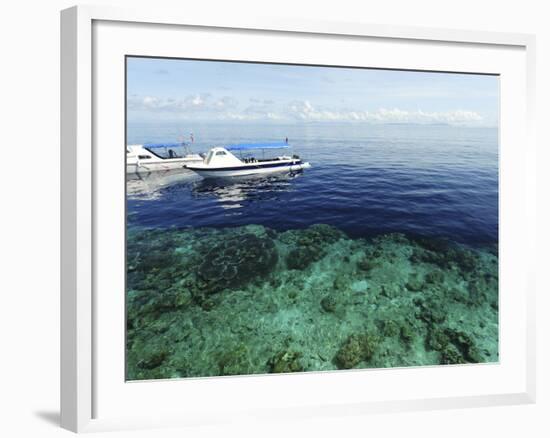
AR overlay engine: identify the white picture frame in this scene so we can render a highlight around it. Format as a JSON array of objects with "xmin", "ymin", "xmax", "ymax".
[{"xmin": 60, "ymin": 4, "xmax": 536, "ymax": 433}]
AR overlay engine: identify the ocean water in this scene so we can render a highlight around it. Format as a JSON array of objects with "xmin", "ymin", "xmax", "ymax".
[
  {"xmin": 126, "ymin": 121, "xmax": 499, "ymax": 380},
  {"xmin": 127, "ymin": 122, "xmax": 498, "ymax": 244}
]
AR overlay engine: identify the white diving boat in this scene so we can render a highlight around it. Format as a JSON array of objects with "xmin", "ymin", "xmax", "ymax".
[
  {"xmin": 184, "ymin": 141, "xmax": 311, "ymax": 178},
  {"xmin": 126, "ymin": 143, "xmax": 203, "ymax": 174}
]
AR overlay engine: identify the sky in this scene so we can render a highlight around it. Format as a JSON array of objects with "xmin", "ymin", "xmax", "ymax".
[{"xmin": 126, "ymin": 57, "xmax": 499, "ymax": 126}]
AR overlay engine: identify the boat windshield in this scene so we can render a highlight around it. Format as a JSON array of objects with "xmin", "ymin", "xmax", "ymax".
[{"xmin": 205, "ymin": 150, "xmax": 215, "ymax": 164}]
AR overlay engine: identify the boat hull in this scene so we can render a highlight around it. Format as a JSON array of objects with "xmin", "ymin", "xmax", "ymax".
[
  {"xmin": 186, "ymin": 161, "xmax": 311, "ymax": 178},
  {"xmin": 126, "ymin": 157, "xmax": 202, "ymax": 174}
]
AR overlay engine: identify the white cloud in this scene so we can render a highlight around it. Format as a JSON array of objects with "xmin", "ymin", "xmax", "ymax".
[
  {"xmin": 127, "ymin": 93, "xmax": 237, "ymax": 113},
  {"xmin": 285, "ymin": 100, "xmax": 483, "ymax": 124},
  {"xmin": 249, "ymin": 98, "xmax": 274, "ymax": 104},
  {"xmin": 128, "ymin": 95, "xmax": 486, "ymax": 125}
]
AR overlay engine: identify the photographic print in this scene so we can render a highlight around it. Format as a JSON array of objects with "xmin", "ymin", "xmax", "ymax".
[{"xmin": 125, "ymin": 57, "xmax": 499, "ymax": 380}]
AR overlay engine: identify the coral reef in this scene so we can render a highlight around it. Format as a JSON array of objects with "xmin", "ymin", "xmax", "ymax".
[
  {"xmin": 217, "ymin": 344, "xmax": 253, "ymax": 376},
  {"xmin": 196, "ymin": 232, "xmax": 278, "ymax": 295},
  {"xmin": 283, "ymin": 224, "xmax": 345, "ymax": 270},
  {"xmin": 126, "ymin": 225, "xmax": 499, "ymax": 380},
  {"xmin": 268, "ymin": 350, "xmax": 304, "ymax": 373},
  {"xmin": 320, "ymin": 295, "xmax": 337, "ymax": 313},
  {"xmin": 335, "ymin": 333, "xmax": 379, "ymax": 369}
]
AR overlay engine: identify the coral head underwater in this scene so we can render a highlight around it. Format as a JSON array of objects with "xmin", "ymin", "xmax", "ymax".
[{"xmin": 126, "ymin": 224, "xmax": 498, "ymax": 380}]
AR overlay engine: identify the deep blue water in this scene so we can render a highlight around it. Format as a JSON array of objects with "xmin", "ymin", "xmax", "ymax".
[{"xmin": 126, "ymin": 122, "xmax": 498, "ymax": 244}]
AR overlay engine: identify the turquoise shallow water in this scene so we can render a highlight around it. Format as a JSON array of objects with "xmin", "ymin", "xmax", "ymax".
[
  {"xmin": 126, "ymin": 122, "xmax": 498, "ymax": 380},
  {"xmin": 127, "ymin": 225, "xmax": 498, "ymax": 379}
]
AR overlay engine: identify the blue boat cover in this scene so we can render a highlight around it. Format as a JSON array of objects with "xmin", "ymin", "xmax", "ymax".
[
  {"xmin": 144, "ymin": 142, "xmax": 185, "ymax": 148},
  {"xmin": 226, "ymin": 141, "xmax": 290, "ymax": 151}
]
